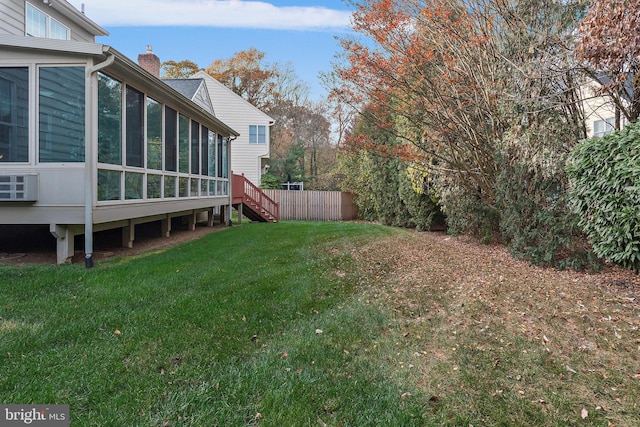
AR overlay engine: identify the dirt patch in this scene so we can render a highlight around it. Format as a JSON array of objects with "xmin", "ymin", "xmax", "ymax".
[{"xmin": 0, "ymin": 222, "xmax": 227, "ymax": 266}]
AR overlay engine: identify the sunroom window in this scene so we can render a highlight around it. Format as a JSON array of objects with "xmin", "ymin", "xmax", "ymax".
[
  {"xmin": 0, "ymin": 68, "xmax": 29, "ymax": 163},
  {"xmin": 39, "ymin": 67, "xmax": 85, "ymax": 162}
]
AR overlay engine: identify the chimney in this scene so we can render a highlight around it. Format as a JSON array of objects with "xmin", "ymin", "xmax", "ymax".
[{"xmin": 138, "ymin": 45, "xmax": 160, "ymax": 78}]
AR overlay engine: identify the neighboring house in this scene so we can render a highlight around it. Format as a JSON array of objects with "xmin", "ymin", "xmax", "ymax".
[
  {"xmin": 580, "ymin": 75, "xmax": 632, "ymax": 138},
  {"xmin": 189, "ymin": 70, "xmax": 275, "ymax": 187},
  {"xmin": 0, "ymin": 0, "xmax": 239, "ymax": 265}
]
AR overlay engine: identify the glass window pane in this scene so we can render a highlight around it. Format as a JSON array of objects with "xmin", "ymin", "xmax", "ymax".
[
  {"xmin": 178, "ymin": 114, "xmax": 189, "ymax": 173},
  {"xmin": 126, "ymin": 86, "xmax": 144, "ymax": 167},
  {"xmin": 249, "ymin": 125, "xmax": 257, "ymax": 144},
  {"xmin": 0, "ymin": 68, "xmax": 29, "ymax": 163},
  {"xmin": 222, "ymin": 137, "xmax": 228, "ymax": 178},
  {"xmin": 50, "ymin": 19, "xmax": 69, "ymax": 40},
  {"xmin": 98, "ymin": 169, "xmax": 121, "ymax": 201},
  {"xmin": 201, "ymin": 126, "xmax": 208, "ymax": 176},
  {"xmin": 179, "ymin": 177, "xmax": 188, "ymax": 197},
  {"xmin": 258, "ymin": 125, "xmax": 266, "ymax": 143},
  {"xmin": 217, "ymin": 134, "xmax": 223, "ymax": 178},
  {"xmin": 146, "ymin": 97, "xmax": 162, "ymax": 170},
  {"xmin": 147, "ymin": 174, "xmax": 161, "ymax": 199},
  {"xmin": 26, "ymin": 4, "xmax": 46, "ymax": 38},
  {"xmin": 125, "ymin": 171, "xmax": 143, "ymax": 200},
  {"xmin": 164, "ymin": 175, "xmax": 176, "ymax": 198},
  {"xmin": 39, "ymin": 67, "xmax": 85, "ymax": 162},
  {"xmin": 200, "ymin": 179, "xmax": 207, "ymax": 196},
  {"xmin": 190, "ymin": 178, "xmax": 199, "ymax": 196},
  {"xmin": 164, "ymin": 106, "xmax": 177, "ymax": 171},
  {"xmin": 208, "ymin": 130, "xmax": 216, "ymax": 177},
  {"xmin": 98, "ymin": 72, "xmax": 122, "ymax": 165},
  {"xmin": 191, "ymin": 120, "xmax": 200, "ymax": 174}
]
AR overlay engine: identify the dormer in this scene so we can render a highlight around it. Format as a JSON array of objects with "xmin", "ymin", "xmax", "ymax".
[{"xmin": 1, "ymin": 0, "xmax": 108, "ymax": 42}]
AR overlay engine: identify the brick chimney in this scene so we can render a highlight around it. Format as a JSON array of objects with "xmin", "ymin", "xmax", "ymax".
[{"xmin": 138, "ymin": 45, "xmax": 160, "ymax": 78}]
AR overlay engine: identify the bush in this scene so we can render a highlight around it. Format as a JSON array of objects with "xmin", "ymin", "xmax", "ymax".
[
  {"xmin": 567, "ymin": 123, "xmax": 640, "ymax": 271},
  {"xmin": 496, "ymin": 124, "xmax": 600, "ymax": 271}
]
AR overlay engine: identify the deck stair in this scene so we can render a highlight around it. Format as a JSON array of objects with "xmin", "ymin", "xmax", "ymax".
[{"xmin": 232, "ymin": 173, "xmax": 279, "ymax": 223}]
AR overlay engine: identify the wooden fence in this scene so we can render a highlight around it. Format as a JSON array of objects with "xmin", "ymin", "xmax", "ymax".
[{"xmin": 262, "ymin": 190, "xmax": 357, "ymax": 221}]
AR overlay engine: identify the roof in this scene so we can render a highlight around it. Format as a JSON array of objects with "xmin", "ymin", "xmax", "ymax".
[
  {"xmin": 163, "ymin": 78, "xmax": 204, "ymax": 99},
  {"xmin": 50, "ymin": 0, "xmax": 109, "ymax": 37}
]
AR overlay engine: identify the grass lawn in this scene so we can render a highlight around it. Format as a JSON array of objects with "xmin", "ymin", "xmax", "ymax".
[{"xmin": 1, "ymin": 221, "xmax": 639, "ymax": 426}]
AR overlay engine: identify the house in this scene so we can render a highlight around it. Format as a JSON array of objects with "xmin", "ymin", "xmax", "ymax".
[
  {"xmin": 189, "ymin": 70, "xmax": 275, "ymax": 187},
  {"xmin": 0, "ymin": 0, "xmax": 239, "ymax": 265},
  {"xmin": 580, "ymin": 74, "xmax": 633, "ymax": 138}
]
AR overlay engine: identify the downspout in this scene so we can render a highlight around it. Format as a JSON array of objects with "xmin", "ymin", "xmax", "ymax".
[
  {"xmin": 83, "ymin": 51, "xmax": 115, "ymax": 268},
  {"xmin": 227, "ymin": 135, "xmax": 237, "ymax": 226}
]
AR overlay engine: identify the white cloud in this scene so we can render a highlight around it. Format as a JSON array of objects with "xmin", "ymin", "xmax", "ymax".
[{"xmin": 70, "ymin": 0, "xmax": 352, "ymax": 30}]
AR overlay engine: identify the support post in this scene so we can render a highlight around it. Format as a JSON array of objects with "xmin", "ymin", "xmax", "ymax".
[
  {"xmin": 187, "ymin": 211, "xmax": 197, "ymax": 231},
  {"xmin": 207, "ymin": 207, "xmax": 215, "ymax": 227},
  {"xmin": 50, "ymin": 224, "xmax": 74, "ymax": 265},
  {"xmin": 122, "ymin": 220, "xmax": 134, "ymax": 248},
  {"xmin": 161, "ymin": 216, "xmax": 171, "ymax": 237}
]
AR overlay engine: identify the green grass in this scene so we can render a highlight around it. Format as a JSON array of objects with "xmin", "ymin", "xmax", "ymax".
[
  {"xmin": 2, "ymin": 221, "xmax": 639, "ymax": 426},
  {"xmin": 0, "ymin": 222, "xmax": 425, "ymax": 426}
]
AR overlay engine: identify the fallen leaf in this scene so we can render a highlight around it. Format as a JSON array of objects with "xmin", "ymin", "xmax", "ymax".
[
  {"xmin": 280, "ymin": 352, "xmax": 288, "ymax": 359},
  {"xmin": 581, "ymin": 407, "xmax": 588, "ymax": 419},
  {"xmin": 315, "ymin": 329, "xmax": 323, "ymax": 334},
  {"xmin": 401, "ymin": 392, "xmax": 412, "ymax": 399},
  {"xmin": 114, "ymin": 329, "xmax": 121, "ymax": 335}
]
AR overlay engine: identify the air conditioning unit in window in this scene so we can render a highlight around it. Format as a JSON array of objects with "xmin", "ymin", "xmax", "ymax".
[{"xmin": 0, "ymin": 174, "xmax": 38, "ymax": 201}]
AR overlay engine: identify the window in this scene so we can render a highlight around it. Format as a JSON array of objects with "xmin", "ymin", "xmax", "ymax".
[
  {"xmin": 146, "ymin": 97, "xmax": 162, "ymax": 170},
  {"xmin": 126, "ymin": 86, "xmax": 144, "ymax": 167},
  {"xmin": 26, "ymin": 4, "xmax": 69, "ymax": 40},
  {"xmin": 97, "ymin": 72, "xmax": 122, "ymax": 165},
  {"xmin": 208, "ymin": 130, "xmax": 216, "ymax": 177},
  {"xmin": 593, "ymin": 117, "xmax": 615, "ymax": 137},
  {"xmin": 125, "ymin": 172, "xmax": 143, "ymax": 199},
  {"xmin": 164, "ymin": 106, "xmax": 177, "ymax": 172},
  {"xmin": 147, "ymin": 174, "xmax": 161, "ymax": 199},
  {"xmin": 39, "ymin": 67, "xmax": 85, "ymax": 162},
  {"xmin": 178, "ymin": 114, "xmax": 189, "ymax": 173},
  {"xmin": 98, "ymin": 169, "xmax": 121, "ymax": 201},
  {"xmin": 201, "ymin": 126, "xmax": 209, "ymax": 176},
  {"xmin": 249, "ymin": 124, "xmax": 266, "ymax": 144},
  {"xmin": 0, "ymin": 68, "xmax": 29, "ymax": 163},
  {"xmin": 191, "ymin": 120, "xmax": 200, "ymax": 174},
  {"xmin": 217, "ymin": 134, "xmax": 223, "ymax": 178}
]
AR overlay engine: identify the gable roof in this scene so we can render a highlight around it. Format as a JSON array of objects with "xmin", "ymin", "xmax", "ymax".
[
  {"xmin": 163, "ymin": 78, "xmax": 215, "ymax": 115},
  {"xmin": 163, "ymin": 78, "xmax": 202, "ymax": 99}
]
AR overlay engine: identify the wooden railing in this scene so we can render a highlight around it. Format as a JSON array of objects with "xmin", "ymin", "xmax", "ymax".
[{"xmin": 232, "ymin": 173, "xmax": 279, "ymax": 222}]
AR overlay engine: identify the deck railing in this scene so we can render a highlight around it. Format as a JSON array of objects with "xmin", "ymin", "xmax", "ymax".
[{"xmin": 232, "ymin": 173, "xmax": 279, "ymax": 222}]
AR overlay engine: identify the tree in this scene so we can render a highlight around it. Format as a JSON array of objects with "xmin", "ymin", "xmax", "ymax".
[
  {"xmin": 205, "ymin": 48, "xmax": 278, "ymax": 110},
  {"xmin": 161, "ymin": 60, "xmax": 200, "ymax": 79},
  {"xmin": 575, "ymin": 0, "xmax": 640, "ymax": 123},
  {"xmin": 330, "ymin": 0, "xmax": 596, "ymax": 269}
]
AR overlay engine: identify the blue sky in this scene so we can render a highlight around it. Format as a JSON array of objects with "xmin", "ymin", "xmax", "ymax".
[{"xmin": 69, "ymin": 0, "xmax": 355, "ymax": 100}]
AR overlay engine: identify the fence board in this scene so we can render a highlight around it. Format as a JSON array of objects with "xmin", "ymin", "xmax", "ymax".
[{"xmin": 262, "ymin": 190, "xmax": 357, "ymax": 221}]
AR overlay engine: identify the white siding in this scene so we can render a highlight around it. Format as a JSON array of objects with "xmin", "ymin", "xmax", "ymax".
[
  {"xmin": 580, "ymin": 81, "xmax": 628, "ymax": 138},
  {"xmin": 0, "ymin": 0, "xmax": 25, "ymax": 35},
  {"xmin": 0, "ymin": 0, "xmax": 102, "ymax": 42},
  {"xmin": 192, "ymin": 71, "xmax": 273, "ymax": 186}
]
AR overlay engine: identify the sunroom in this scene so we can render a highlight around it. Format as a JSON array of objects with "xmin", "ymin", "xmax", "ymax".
[{"xmin": 0, "ymin": 36, "xmax": 239, "ymax": 265}]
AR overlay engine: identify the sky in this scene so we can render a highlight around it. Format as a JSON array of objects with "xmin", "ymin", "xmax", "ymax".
[{"xmin": 68, "ymin": 0, "xmax": 356, "ymax": 100}]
